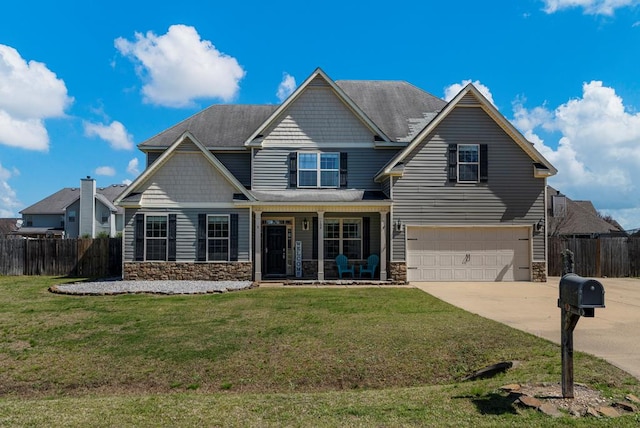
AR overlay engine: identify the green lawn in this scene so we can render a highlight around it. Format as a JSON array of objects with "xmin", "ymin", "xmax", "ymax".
[{"xmin": 0, "ymin": 276, "xmax": 638, "ymax": 426}]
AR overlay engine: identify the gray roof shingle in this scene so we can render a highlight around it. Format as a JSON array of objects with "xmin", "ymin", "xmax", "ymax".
[{"xmin": 21, "ymin": 184, "xmax": 129, "ymax": 215}]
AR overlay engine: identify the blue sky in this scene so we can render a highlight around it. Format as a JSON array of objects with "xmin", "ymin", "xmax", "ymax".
[{"xmin": 2, "ymin": 0, "xmax": 640, "ymax": 228}]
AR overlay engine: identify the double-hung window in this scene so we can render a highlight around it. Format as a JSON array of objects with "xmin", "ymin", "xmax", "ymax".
[
  {"xmin": 146, "ymin": 215, "xmax": 168, "ymax": 261},
  {"xmin": 324, "ymin": 218, "xmax": 362, "ymax": 259},
  {"xmin": 298, "ymin": 152, "xmax": 339, "ymax": 188},
  {"xmin": 207, "ymin": 215, "xmax": 229, "ymax": 261},
  {"xmin": 458, "ymin": 144, "xmax": 479, "ymax": 182}
]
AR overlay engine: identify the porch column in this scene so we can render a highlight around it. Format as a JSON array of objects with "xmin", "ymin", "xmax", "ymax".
[
  {"xmin": 379, "ymin": 211, "xmax": 388, "ymax": 281},
  {"xmin": 318, "ymin": 211, "xmax": 324, "ymax": 281},
  {"xmin": 254, "ymin": 211, "xmax": 262, "ymax": 282}
]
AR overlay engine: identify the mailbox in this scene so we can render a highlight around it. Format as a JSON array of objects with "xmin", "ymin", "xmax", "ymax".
[{"xmin": 558, "ymin": 273, "xmax": 605, "ymax": 309}]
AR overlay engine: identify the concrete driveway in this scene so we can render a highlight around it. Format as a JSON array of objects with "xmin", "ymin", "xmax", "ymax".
[{"xmin": 414, "ymin": 277, "xmax": 640, "ymax": 380}]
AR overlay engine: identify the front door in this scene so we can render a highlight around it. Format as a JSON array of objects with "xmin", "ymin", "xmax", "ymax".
[{"xmin": 264, "ymin": 226, "xmax": 287, "ymax": 277}]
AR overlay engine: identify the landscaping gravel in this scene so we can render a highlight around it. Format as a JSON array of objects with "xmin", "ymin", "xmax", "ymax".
[{"xmin": 50, "ymin": 280, "xmax": 254, "ymax": 295}]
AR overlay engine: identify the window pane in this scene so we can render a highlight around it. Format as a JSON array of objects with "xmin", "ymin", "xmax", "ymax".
[
  {"xmin": 146, "ymin": 216, "xmax": 167, "ymax": 238},
  {"xmin": 324, "ymin": 220, "xmax": 340, "ymax": 238},
  {"xmin": 458, "ymin": 145, "xmax": 478, "ymax": 163},
  {"xmin": 342, "ymin": 220, "xmax": 361, "ymax": 239},
  {"xmin": 298, "ymin": 153, "xmax": 317, "ymax": 169},
  {"xmin": 320, "ymin": 153, "xmax": 339, "ymax": 169},
  {"xmin": 459, "ymin": 164, "xmax": 478, "ymax": 182},
  {"xmin": 208, "ymin": 216, "xmax": 229, "ymax": 238},
  {"xmin": 324, "ymin": 239, "xmax": 340, "ymax": 259},
  {"xmin": 208, "ymin": 239, "xmax": 229, "ymax": 261},
  {"xmin": 146, "ymin": 239, "xmax": 167, "ymax": 261},
  {"xmin": 343, "ymin": 240, "xmax": 361, "ymax": 259},
  {"xmin": 299, "ymin": 171, "xmax": 317, "ymax": 187},
  {"xmin": 320, "ymin": 170, "xmax": 339, "ymax": 187}
]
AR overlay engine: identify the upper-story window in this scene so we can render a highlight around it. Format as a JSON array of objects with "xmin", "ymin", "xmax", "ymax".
[
  {"xmin": 458, "ymin": 144, "xmax": 479, "ymax": 182},
  {"xmin": 298, "ymin": 152, "xmax": 340, "ymax": 188}
]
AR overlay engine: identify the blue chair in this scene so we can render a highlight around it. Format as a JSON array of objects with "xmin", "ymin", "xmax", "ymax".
[
  {"xmin": 335, "ymin": 254, "xmax": 355, "ymax": 278},
  {"xmin": 359, "ymin": 254, "xmax": 379, "ymax": 278}
]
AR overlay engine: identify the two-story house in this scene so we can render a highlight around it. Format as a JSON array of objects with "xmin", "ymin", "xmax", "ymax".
[
  {"xmin": 116, "ymin": 68, "xmax": 556, "ymax": 282},
  {"xmin": 16, "ymin": 177, "xmax": 127, "ymax": 238}
]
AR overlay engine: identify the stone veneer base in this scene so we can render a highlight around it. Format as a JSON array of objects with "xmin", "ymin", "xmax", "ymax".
[
  {"xmin": 531, "ymin": 262, "xmax": 547, "ymax": 282},
  {"xmin": 389, "ymin": 262, "xmax": 407, "ymax": 283},
  {"xmin": 124, "ymin": 262, "xmax": 252, "ymax": 281}
]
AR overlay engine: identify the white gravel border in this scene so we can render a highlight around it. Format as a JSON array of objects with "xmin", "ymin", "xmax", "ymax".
[{"xmin": 50, "ymin": 280, "xmax": 255, "ymax": 295}]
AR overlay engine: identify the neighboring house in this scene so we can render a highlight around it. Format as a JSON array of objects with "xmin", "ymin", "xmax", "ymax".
[
  {"xmin": 547, "ymin": 186, "xmax": 624, "ymax": 238},
  {"xmin": 0, "ymin": 218, "xmax": 20, "ymax": 238},
  {"xmin": 14, "ymin": 177, "xmax": 127, "ymax": 238},
  {"xmin": 116, "ymin": 68, "xmax": 556, "ymax": 282}
]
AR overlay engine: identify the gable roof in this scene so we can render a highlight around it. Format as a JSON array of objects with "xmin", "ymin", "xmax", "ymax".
[
  {"xmin": 336, "ymin": 80, "xmax": 446, "ymax": 142},
  {"xmin": 548, "ymin": 186, "xmax": 623, "ymax": 236},
  {"xmin": 244, "ymin": 68, "xmax": 391, "ymax": 146},
  {"xmin": 139, "ymin": 105, "xmax": 278, "ymax": 150},
  {"xmin": 20, "ymin": 185, "xmax": 128, "ymax": 215},
  {"xmin": 116, "ymin": 131, "xmax": 255, "ymax": 205},
  {"xmin": 376, "ymin": 83, "xmax": 557, "ymax": 180}
]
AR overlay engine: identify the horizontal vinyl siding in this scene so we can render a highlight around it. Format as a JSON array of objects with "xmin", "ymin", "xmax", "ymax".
[
  {"xmin": 253, "ymin": 148, "xmax": 397, "ymax": 190},
  {"xmin": 393, "ymin": 106, "xmax": 545, "ymax": 261},
  {"xmin": 124, "ymin": 208, "xmax": 250, "ymax": 262},
  {"xmin": 262, "ymin": 86, "xmax": 374, "ymax": 148}
]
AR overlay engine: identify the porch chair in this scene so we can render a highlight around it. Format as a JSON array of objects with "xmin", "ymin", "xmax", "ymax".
[
  {"xmin": 335, "ymin": 254, "xmax": 355, "ymax": 278},
  {"xmin": 359, "ymin": 254, "xmax": 379, "ymax": 278}
]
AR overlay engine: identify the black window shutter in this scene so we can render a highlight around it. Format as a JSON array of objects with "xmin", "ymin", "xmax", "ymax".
[
  {"xmin": 448, "ymin": 144, "xmax": 457, "ymax": 182},
  {"xmin": 479, "ymin": 144, "xmax": 488, "ymax": 182},
  {"xmin": 289, "ymin": 152, "xmax": 297, "ymax": 188},
  {"xmin": 312, "ymin": 217, "xmax": 318, "ymax": 259},
  {"xmin": 168, "ymin": 214, "xmax": 177, "ymax": 261},
  {"xmin": 229, "ymin": 213, "xmax": 238, "ymax": 261},
  {"xmin": 340, "ymin": 152, "xmax": 348, "ymax": 188},
  {"xmin": 197, "ymin": 214, "xmax": 207, "ymax": 261},
  {"xmin": 134, "ymin": 213, "xmax": 145, "ymax": 261},
  {"xmin": 362, "ymin": 217, "xmax": 370, "ymax": 258}
]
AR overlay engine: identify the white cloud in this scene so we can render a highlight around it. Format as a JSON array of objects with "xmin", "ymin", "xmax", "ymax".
[
  {"xmin": 127, "ymin": 158, "xmax": 140, "ymax": 175},
  {"xmin": 0, "ymin": 163, "xmax": 21, "ymax": 217},
  {"xmin": 444, "ymin": 80, "xmax": 495, "ymax": 105},
  {"xmin": 542, "ymin": 0, "xmax": 639, "ymax": 15},
  {"xmin": 115, "ymin": 25, "xmax": 245, "ymax": 107},
  {"xmin": 0, "ymin": 45, "xmax": 72, "ymax": 151},
  {"xmin": 122, "ymin": 179, "xmax": 132, "ymax": 185},
  {"xmin": 513, "ymin": 81, "xmax": 640, "ymax": 228},
  {"xmin": 95, "ymin": 166, "xmax": 116, "ymax": 176},
  {"xmin": 84, "ymin": 120, "xmax": 134, "ymax": 150},
  {"xmin": 276, "ymin": 72, "xmax": 297, "ymax": 102}
]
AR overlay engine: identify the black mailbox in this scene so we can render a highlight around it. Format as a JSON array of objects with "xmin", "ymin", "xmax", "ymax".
[{"xmin": 559, "ymin": 273, "xmax": 605, "ymax": 309}]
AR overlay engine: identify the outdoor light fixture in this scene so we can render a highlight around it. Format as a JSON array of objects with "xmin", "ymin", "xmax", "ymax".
[
  {"xmin": 394, "ymin": 219, "xmax": 404, "ymax": 232},
  {"xmin": 302, "ymin": 218, "xmax": 309, "ymax": 231},
  {"xmin": 536, "ymin": 218, "xmax": 545, "ymax": 231}
]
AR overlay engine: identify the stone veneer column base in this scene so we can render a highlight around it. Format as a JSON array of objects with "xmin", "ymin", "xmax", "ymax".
[
  {"xmin": 531, "ymin": 262, "xmax": 547, "ymax": 282},
  {"xmin": 389, "ymin": 262, "xmax": 407, "ymax": 283},
  {"xmin": 124, "ymin": 262, "xmax": 252, "ymax": 281}
]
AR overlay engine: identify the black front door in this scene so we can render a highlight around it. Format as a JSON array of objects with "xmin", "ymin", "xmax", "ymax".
[{"xmin": 264, "ymin": 226, "xmax": 287, "ymax": 277}]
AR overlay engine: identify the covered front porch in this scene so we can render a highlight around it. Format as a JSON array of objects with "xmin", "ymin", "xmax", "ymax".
[{"xmin": 252, "ymin": 205, "xmax": 390, "ymax": 282}]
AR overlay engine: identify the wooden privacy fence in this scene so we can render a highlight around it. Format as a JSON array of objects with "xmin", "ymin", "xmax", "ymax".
[
  {"xmin": 0, "ymin": 238, "xmax": 122, "ymax": 278},
  {"xmin": 548, "ymin": 236, "xmax": 640, "ymax": 278}
]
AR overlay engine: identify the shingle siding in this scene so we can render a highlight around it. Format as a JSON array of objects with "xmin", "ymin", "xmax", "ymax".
[{"xmin": 392, "ymin": 106, "xmax": 546, "ymax": 261}]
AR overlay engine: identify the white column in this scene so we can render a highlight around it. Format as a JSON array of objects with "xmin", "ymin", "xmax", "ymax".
[
  {"xmin": 379, "ymin": 211, "xmax": 388, "ymax": 281},
  {"xmin": 254, "ymin": 211, "xmax": 262, "ymax": 282},
  {"xmin": 318, "ymin": 211, "xmax": 324, "ymax": 281}
]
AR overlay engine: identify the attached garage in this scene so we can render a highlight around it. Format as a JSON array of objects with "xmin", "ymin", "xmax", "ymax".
[{"xmin": 406, "ymin": 226, "xmax": 531, "ymax": 282}]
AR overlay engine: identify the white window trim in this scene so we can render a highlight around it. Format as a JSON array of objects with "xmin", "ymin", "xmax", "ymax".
[
  {"xmin": 298, "ymin": 152, "xmax": 340, "ymax": 189},
  {"xmin": 323, "ymin": 218, "xmax": 363, "ymax": 259},
  {"xmin": 458, "ymin": 144, "xmax": 480, "ymax": 183},
  {"xmin": 145, "ymin": 214, "xmax": 168, "ymax": 261},
  {"xmin": 207, "ymin": 214, "xmax": 230, "ymax": 262}
]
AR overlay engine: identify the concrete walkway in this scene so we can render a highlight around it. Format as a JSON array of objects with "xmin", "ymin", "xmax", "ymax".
[{"xmin": 414, "ymin": 277, "xmax": 640, "ymax": 380}]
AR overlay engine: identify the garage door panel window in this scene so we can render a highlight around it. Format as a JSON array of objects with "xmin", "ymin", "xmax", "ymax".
[{"xmin": 324, "ymin": 218, "xmax": 362, "ymax": 260}]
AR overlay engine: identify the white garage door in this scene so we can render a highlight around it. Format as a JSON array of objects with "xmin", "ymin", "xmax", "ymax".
[{"xmin": 406, "ymin": 227, "xmax": 530, "ymax": 282}]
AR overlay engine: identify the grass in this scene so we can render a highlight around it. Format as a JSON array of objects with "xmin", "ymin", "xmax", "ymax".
[{"xmin": 0, "ymin": 276, "xmax": 639, "ymax": 426}]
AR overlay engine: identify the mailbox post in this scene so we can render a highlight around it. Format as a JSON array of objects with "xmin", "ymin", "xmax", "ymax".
[{"xmin": 558, "ymin": 273, "xmax": 605, "ymax": 398}]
